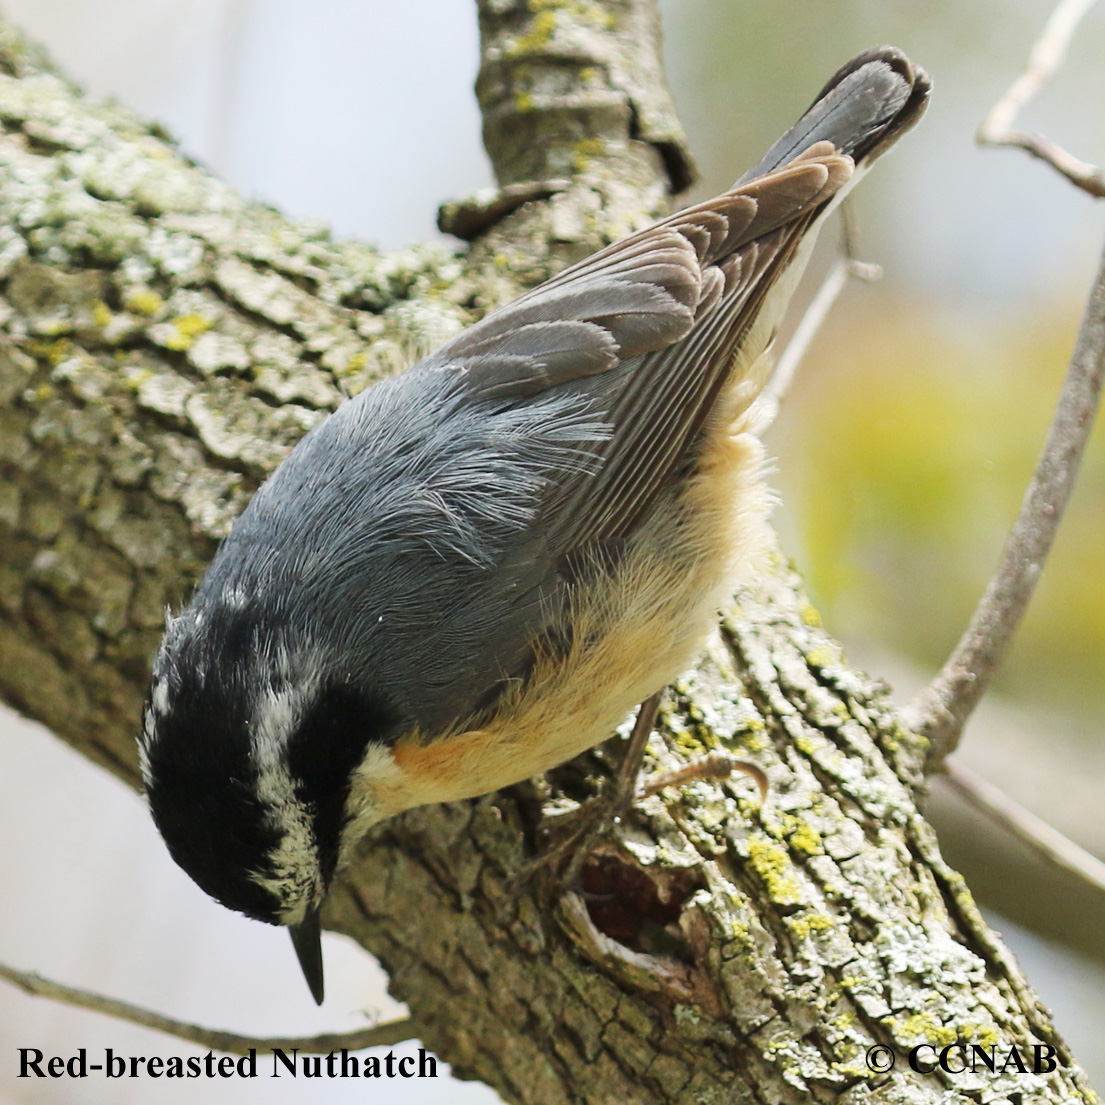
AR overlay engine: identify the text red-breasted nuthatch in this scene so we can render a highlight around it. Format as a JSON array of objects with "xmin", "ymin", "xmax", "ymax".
[{"xmin": 139, "ymin": 47, "xmax": 929, "ymax": 1004}]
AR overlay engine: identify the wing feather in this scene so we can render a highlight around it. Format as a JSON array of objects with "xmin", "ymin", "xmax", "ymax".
[
  {"xmin": 434, "ymin": 156, "xmax": 850, "ymax": 560},
  {"xmin": 415, "ymin": 158, "xmax": 850, "ymax": 711},
  {"xmin": 396, "ymin": 49, "xmax": 931, "ymax": 725}
]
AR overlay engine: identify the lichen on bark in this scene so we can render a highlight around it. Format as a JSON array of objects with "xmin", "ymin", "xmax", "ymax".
[{"xmin": 0, "ymin": 3, "xmax": 1096, "ymax": 1103}]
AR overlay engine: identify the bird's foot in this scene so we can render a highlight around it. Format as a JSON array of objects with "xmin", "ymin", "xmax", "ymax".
[
  {"xmin": 638, "ymin": 753, "xmax": 767, "ymax": 805},
  {"xmin": 519, "ymin": 693, "xmax": 767, "ymax": 892},
  {"xmin": 516, "ymin": 692, "xmax": 660, "ymax": 891}
]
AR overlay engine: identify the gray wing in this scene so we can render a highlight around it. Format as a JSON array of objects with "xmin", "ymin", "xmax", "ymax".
[
  {"xmin": 403, "ymin": 152, "xmax": 848, "ymax": 723},
  {"xmin": 437, "ymin": 151, "xmax": 847, "ymax": 559},
  {"xmin": 411, "ymin": 51, "xmax": 929, "ymax": 723}
]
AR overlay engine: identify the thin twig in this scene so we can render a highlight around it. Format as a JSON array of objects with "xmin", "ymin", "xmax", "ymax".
[
  {"xmin": 0, "ymin": 961, "xmax": 417, "ymax": 1057},
  {"xmin": 977, "ymin": 0, "xmax": 1105, "ymax": 196},
  {"xmin": 757, "ymin": 206, "xmax": 882, "ymax": 427},
  {"xmin": 904, "ymin": 238, "xmax": 1105, "ymax": 760},
  {"xmin": 942, "ymin": 762, "xmax": 1105, "ymax": 895},
  {"xmin": 910, "ymin": 0, "xmax": 1105, "ymax": 756}
]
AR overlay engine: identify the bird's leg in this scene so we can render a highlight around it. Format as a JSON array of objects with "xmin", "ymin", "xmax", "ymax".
[
  {"xmin": 557, "ymin": 691, "xmax": 662, "ymax": 887},
  {"xmin": 528, "ymin": 690, "xmax": 769, "ymax": 888},
  {"xmin": 518, "ymin": 693, "xmax": 661, "ymax": 888},
  {"xmin": 521, "ymin": 693, "xmax": 769, "ymax": 890}
]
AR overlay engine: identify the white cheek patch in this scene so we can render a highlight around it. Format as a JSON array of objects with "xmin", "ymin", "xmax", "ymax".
[
  {"xmin": 339, "ymin": 743, "xmax": 406, "ymax": 867},
  {"xmin": 251, "ymin": 684, "xmax": 302, "ymax": 782}
]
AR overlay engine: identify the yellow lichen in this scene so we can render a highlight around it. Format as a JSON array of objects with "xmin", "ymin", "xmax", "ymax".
[
  {"xmin": 163, "ymin": 313, "xmax": 211, "ymax": 351},
  {"xmin": 572, "ymin": 136, "xmax": 605, "ymax": 173},
  {"xmin": 931, "ymin": 1024, "xmax": 958, "ymax": 1047},
  {"xmin": 507, "ymin": 9, "xmax": 557, "ymax": 57},
  {"xmin": 747, "ymin": 835, "xmax": 802, "ymax": 905},
  {"xmin": 92, "ymin": 301, "xmax": 113, "ymax": 328},
  {"xmin": 794, "ymin": 732, "xmax": 823, "ymax": 756},
  {"xmin": 895, "ymin": 720, "xmax": 929, "ymax": 749},
  {"xmin": 787, "ymin": 911, "xmax": 833, "ymax": 939},
  {"xmin": 743, "ymin": 733, "xmax": 767, "ymax": 756},
  {"xmin": 673, "ymin": 729, "xmax": 707, "ymax": 757},
  {"xmin": 829, "ymin": 1062, "xmax": 866, "ymax": 1079},
  {"xmin": 734, "ymin": 719, "xmax": 766, "ymax": 754},
  {"xmin": 788, "ymin": 820, "xmax": 823, "ymax": 856},
  {"xmin": 891, "ymin": 1012, "xmax": 956, "ymax": 1047},
  {"xmin": 125, "ymin": 289, "xmax": 164, "ymax": 316},
  {"xmin": 530, "ymin": 0, "xmax": 610, "ymax": 26},
  {"xmin": 975, "ymin": 1025, "xmax": 1000, "ymax": 1048},
  {"xmin": 27, "ymin": 338, "xmax": 73, "ymax": 366},
  {"xmin": 124, "ymin": 368, "xmax": 155, "ymax": 391}
]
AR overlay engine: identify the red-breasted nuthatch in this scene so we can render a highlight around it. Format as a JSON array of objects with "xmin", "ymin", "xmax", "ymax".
[{"xmin": 139, "ymin": 47, "xmax": 929, "ymax": 1004}]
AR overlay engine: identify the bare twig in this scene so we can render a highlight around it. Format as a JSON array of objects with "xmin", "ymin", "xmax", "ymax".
[
  {"xmin": 909, "ymin": 0, "xmax": 1105, "ymax": 759},
  {"xmin": 942, "ymin": 762, "xmax": 1105, "ymax": 896},
  {"xmin": 0, "ymin": 961, "xmax": 417, "ymax": 1057},
  {"xmin": 904, "ymin": 239, "xmax": 1105, "ymax": 760},
  {"xmin": 757, "ymin": 205, "xmax": 882, "ymax": 427},
  {"xmin": 977, "ymin": 0, "xmax": 1105, "ymax": 196}
]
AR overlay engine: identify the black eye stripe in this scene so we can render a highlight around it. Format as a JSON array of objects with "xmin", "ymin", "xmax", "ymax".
[{"xmin": 285, "ymin": 683, "xmax": 399, "ymax": 885}]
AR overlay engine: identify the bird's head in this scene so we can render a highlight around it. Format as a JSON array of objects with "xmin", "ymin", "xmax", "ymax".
[{"xmin": 139, "ymin": 603, "xmax": 399, "ymax": 1004}]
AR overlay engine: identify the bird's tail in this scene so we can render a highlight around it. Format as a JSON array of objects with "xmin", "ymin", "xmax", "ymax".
[{"xmin": 735, "ymin": 46, "xmax": 931, "ymax": 187}]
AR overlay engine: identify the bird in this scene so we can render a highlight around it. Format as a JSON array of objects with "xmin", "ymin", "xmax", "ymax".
[{"xmin": 139, "ymin": 46, "xmax": 930, "ymax": 1006}]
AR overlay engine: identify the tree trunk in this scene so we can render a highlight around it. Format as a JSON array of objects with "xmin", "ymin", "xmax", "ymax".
[{"xmin": 0, "ymin": 3, "xmax": 1095, "ymax": 1102}]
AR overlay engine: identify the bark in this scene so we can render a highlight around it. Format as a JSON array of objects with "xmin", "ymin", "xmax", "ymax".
[{"xmin": 0, "ymin": 4, "xmax": 1096, "ymax": 1103}]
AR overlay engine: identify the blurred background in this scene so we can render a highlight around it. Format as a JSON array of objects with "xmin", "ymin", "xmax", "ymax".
[{"xmin": 0, "ymin": 1, "xmax": 1102, "ymax": 1101}]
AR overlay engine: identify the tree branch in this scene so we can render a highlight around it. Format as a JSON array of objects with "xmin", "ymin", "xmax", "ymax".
[
  {"xmin": 474, "ymin": 0, "xmax": 695, "ymax": 193},
  {"xmin": 976, "ymin": 0, "xmax": 1105, "ymax": 196},
  {"xmin": 905, "ymin": 170, "xmax": 1105, "ymax": 763},
  {"xmin": 756, "ymin": 205, "xmax": 882, "ymax": 428},
  {"xmin": 942, "ymin": 763, "xmax": 1105, "ymax": 896},
  {"xmin": 0, "ymin": 962, "xmax": 416, "ymax": 1058}
]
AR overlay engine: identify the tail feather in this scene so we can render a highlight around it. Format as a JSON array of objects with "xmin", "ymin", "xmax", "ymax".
[{"xmin": 736, "ymin": 45, "xmax": 931, "ymax": 185}]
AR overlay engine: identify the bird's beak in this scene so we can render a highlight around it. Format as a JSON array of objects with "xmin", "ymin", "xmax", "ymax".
[{"xmin": 289, "ymin": 909, "xmax": 325, "ymax": 1005}]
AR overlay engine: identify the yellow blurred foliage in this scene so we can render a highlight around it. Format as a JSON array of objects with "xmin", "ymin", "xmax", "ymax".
[{"xmin": 771, "ymin": 294, "xmax": 1105, "ymax": 714}]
